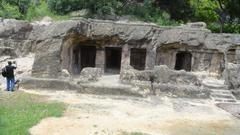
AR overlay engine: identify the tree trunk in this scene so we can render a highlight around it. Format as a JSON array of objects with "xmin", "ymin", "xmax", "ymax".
[{"xmin": 220, "ymin": 19, "xmax": 224, "ymax": 33}]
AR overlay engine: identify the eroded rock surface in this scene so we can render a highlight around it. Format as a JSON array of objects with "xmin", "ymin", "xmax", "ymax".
[
  {"xmin": 121, "ymin": 65, "xmax": 201, "ymax": 86},
  {"xmin": 78, "ymin": 68, "xmax": 103, "ymax": 83},
  {"xmin": 225, "ymin": 63, "xmax": 240, "ymax": 89},
  {"xmin": 0, "ymin": 18, "xmax": 239, "ymax": 96},
  {"xmin": 120, "ymin": 65, "xmax": 209, "ymax": 98}
]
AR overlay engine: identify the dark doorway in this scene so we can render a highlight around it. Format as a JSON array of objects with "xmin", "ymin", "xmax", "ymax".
[
  {"xmin": 175, "ymin": 52, "xmax": 192, "ymax": 71},
  {"xmin": 72, "ymin": 46, "xmax": 96, "ymax": 74},
  {"xmin": 130, "ymin": 48, "xmax": 146, "ymax": 70},
  {"xmin": 81, "ymin": 46, "xmax": 96, "ymax": 69},
  {"xmin": 105, "ymin": 47, "xmax": 122, "ymax": 73}
]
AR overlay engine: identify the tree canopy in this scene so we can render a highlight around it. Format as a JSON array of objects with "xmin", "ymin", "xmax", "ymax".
[{"xmin": 0, "ymin": 0, "xmax": 239, "ymax": 33}]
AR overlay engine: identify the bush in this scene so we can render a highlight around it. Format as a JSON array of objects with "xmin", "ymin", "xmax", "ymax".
[
  {"xmin": 25, "ymin": 0, "xmax": 69, "ymax": 21},
  {"xmin": 47, "ymin": 0, "xmax": 85, "ymax": 15},
  {"xmin": 208, "ymin": 23, "xmax": 240, "ymax": 33},
  {"xmin": 47, "ymin": 0, "xmax": 121, "ymax": 16},
  {"xmin": 0, "ymin": 2, "xmax": 23, "ymax": 19}
]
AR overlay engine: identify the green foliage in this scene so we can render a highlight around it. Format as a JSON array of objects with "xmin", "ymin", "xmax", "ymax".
[
  {"xmin": 2, "ymin": 0, "xmax": 31, "ymax": 14},
  {"xmin": 156, "ymin": 0, "xmax": 194, "ymax": 22},
  {"xmin": 47, "ymin": 0, "xmax": 121, "ymax": 16},
  {"xmin": 208, "ymin": 23, "xmax": 240, "ymax": 33},
  {"xmin": 120, "ymin": 0, "xmax": 158, "ymax": 21},
  {"xmin": 224, "ymin": 0, "xmax": 240, "ymax": 21},
  {"xmin": 25, "ymin": 0, "xmax": 69, "ymax": 21},
  {"xmin": 86, "ymin": 0, "xmax": 121, "ymax": 16},
  {"xmin": 0, "ymin": 0, "xmax": 239, "ymax": 33},
  {"xmin": 190, "ymin": 0, "xmax": 219, "ymax": 22},
  {"xmin": 46, "ymin": 0, "xmax": 177, "ymax": 25},
  {"xmin": 47, "ymin": 0, "xmax": 84, "ymax": 15},
  {"xmin": 0, "ymin": 92, "xmax": 65, "ymax": 135},
  {"xmin": 0, "ymin": 1, "xmax": 22, "ymax": 19},
  {"xmin": 117, "ymin": 0, "xmax": 178, "ymax": 25}
]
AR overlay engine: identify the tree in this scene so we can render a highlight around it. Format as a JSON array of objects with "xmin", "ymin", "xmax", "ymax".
[
  {"xmin": 192, "ymin": 0, "xmax": 240, "ymax": 33},
  {"xmin": 4, "ymin": 0, "xmax": 31, "ymax": 14},
  {"xmin": 155, "ymin": 0, "xmax": 194, "ymax": 22}
]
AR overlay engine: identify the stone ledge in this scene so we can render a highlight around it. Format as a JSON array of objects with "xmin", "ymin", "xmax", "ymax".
[
  {"xmin": 21, "ymin": 77, "xmax": 79, "ymax": 90},
  {"xmin": 20, "ymin": 77, "xmax": 144, "ymax": 97}
]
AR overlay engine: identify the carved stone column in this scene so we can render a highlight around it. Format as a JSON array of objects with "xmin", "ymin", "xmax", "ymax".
[
  {"xmin": 95, "ymin": 46, "xmax": 105, "ymax": 71},
  {"xmin": 145, "ymin": 46, "xmax": 156, "ymax": 70},
  {"xmin": 235, "ymin": 46, "xmax": 240, "ymax": 64},
  {"xmin": 121, "ymin": 44, "xmax": 130, "ymax": 71}
]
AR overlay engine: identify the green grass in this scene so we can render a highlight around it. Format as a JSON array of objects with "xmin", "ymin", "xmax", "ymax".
[{"xmin": 0, "ymin": 91, "xmax": 65, "ymax": 135}]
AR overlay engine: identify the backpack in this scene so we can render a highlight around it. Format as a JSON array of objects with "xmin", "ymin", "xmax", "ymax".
[{"xmin": 1, "ymin": 67, "xmax": 8, "ymax": 77}]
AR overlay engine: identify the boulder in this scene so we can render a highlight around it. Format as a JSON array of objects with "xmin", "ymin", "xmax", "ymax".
[
  {"xmin": 0, "ymin": 19, "xmax": 32, "ymax": 39},
  {"xmin": 121, "ymin": 65, "xmax": 201, "ymax": 86},
  {"xmin": 59, "ymin": 69, "xmax": 71, "ymax": 79},
  {"xmin": 78, "ymin": 68, "xmax": 103, "ymax": 83},
  {"xmin": 120, "ymin": 65, "xmax": 206, "ymax": 98},
  {"xmin": 154, "ymin": 66, "xmax": 201, "ymax": 86},
  {"xmin": 31, "ymin": 39, "xmax": 62, "ymax": 78}
]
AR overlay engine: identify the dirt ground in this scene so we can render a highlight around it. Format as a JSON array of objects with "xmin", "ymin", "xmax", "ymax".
[{"xmin": 23, "ymin": 90, "xmax": 240, "ymax": 135}]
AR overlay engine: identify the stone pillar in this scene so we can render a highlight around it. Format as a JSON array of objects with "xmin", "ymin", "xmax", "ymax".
[
  {"xmin": 145, "ymin": 46, "xmax": 156, "ymax": 70},
  {"xmin": 235, "ymin": 46, "xmax": 240, "ymax": 64},
  {"xmin": 60, "ymin": 42, "xmax": 69, "ymax": 70},
  {"xmin": 121, "ymin": 44, "xmax": 130, "ymax": 70},
  {"xmin": 95, "ymin": 46, "xmax": 105, "ymax": 71},
  {"xmin": 223, "ymin": 51, "xmax": 230, "ymax": 88},
  {"xmin": 170, "ymin": 51, "xmax": 177, "ymax": 70}
]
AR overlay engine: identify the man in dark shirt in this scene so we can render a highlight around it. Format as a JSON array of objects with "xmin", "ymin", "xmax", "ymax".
[{"xmin": 5, "ymin": 61, "xmax": 17, "ymax": 91}]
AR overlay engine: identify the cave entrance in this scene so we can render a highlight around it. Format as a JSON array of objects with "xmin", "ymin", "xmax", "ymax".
[
  {"xmin": 130, "ymin": 48, "xmax": 146, "ymax": 70},
  {"xmin": 72, "ymin": 46, "xmax": 96, "ymax": 74},
  {"xmin": 105, "ymin": 47, "xmax": 122, "ymax": 74},
  {"xmin": 174, "ymin": 52, "xmax": 192, "ymax": 71}
]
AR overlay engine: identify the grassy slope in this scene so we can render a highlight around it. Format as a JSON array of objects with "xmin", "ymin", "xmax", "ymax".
[{"xmin": 0, "ymin": 91, "xmax": 65, "ymax": 135}]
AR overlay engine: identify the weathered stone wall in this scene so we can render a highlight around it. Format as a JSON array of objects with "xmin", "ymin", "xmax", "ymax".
[
  {"xmin": 120, "ymin": 65, "xmax": 201, "ymax": 85},
  {"xmin": 120, "ymin": 65, "xmax": 210, "ymax": 98},
  {"xmin": 156, "ymin": 46, "xmax": 225, "ymax": 74},
  {"xmin": 0, "ymin": 19, "xmax": 33, "ymax": 57},
  {"xmin": 0, "ymin": 19, "xmax": 240, "ymax": 79},
  {"xmin": 224, "ymin": 63, "xmax": 240, "ymax": 89}
]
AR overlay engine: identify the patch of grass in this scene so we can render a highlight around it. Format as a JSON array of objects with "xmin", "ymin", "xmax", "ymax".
[{"xmin": 0, "ymin": 91, "xmax": 65, "ymax": 135}]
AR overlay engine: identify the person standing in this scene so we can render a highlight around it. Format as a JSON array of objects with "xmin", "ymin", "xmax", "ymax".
[{"xmin": 5, "ymin": 61, "xmax": 17, "ymax": 91}]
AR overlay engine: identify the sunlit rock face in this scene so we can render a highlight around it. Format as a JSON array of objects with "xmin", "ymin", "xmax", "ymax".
[{"xmin": 0, "ymin": 19, "xmax": 239, "ymax": 91}]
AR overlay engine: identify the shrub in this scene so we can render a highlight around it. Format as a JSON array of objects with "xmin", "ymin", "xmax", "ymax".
[
  {"xmin": 208, "ymin": 23, "xmax": 240, "ymax": 33},
  {"xmin": 47, "ymin": 0, "xmax": 85, "ymax": 15},
  {"xmin": 25, "ymin": 0, "xmax": 69, "ymax": 21},
  {"xmin": 0, "ymin": 2, "xmax": 22, "ymax": 19},
  {"xmin": 47, "ymin": 0, "xmax": 121, "ymax": 16}
]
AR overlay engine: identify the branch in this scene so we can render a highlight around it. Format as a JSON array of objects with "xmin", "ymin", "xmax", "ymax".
[{"xmin": 216, "ymin": 0, "xmax": 224, "ymax": 11}]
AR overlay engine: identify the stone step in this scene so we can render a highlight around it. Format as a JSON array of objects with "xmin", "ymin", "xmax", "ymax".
[
  {"xmin": 211, "ymin": 93, "xmax": 235, "ymax": 99},
  {"xmin": 213, "ymin": 98, "xmax": 237, "ymax": 103},
  {"xmin": 203, "ymin": 83, "xmax": 228, "ymax": 89},
  {"xmin": 210, "ymin": 89, "xmax": 232, "ymax": 94},
  {"xmin": 211, "ymin": 91, "xmax": 232, "ymax": 95},
  {"xmin": 210, "ymin": 89, "xmax": 237, "ymax": 103}
]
